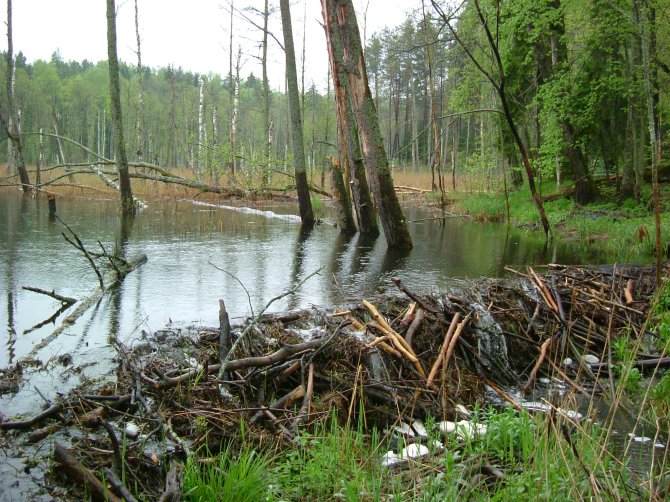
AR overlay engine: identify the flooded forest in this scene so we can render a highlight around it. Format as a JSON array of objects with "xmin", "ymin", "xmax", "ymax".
[{"xmin": 1, "ymin": 0, "xmax": 670, "ymax": 500}]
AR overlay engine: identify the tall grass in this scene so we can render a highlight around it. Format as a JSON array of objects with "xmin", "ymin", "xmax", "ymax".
[{"xmin": 183, "ymin": 442, "xmax": 273, "ymax": 502}]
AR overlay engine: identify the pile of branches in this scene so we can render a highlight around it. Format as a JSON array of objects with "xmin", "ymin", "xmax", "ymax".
[{"xmin": 0, "ymin": 264, "xmax": 665, "ymax": 500}]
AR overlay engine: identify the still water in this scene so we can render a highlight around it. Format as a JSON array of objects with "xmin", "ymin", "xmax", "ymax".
[{"xmin": 0, "ymin": 191, "xmax": 615, "ymax": 415}]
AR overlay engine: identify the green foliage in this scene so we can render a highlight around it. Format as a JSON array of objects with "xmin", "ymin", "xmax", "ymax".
[
  {"xmin": 183, "ymin": 442, "xmax": 273, "ymax": 502},
  {"xmin": 268, "ymin": 418, "xmax": 382, "ymax": 501}
]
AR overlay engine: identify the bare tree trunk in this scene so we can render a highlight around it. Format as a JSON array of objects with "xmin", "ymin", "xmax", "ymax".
[
  {"xmin": 321, "ymin": 0, "xmax": 378, "ymax": 236},
  {"xmin": 228, "ymin": 1, "xmax": 237, "ymax": 176},
  {"xmin": 280, "ymin": 0, "xmax": 314, "ymax": 228},
  {"xmin": 197, "ymin": 75, "xmax": 206, "ymax": 175},
  {"xmin": 5, "ymin": 0, "xmax": 30, "ymax": 192},
  {"xmin": 325, "ymin": 0, "xmax": 412, "ymax": 249},
  {"xmin": 261, "ymin": 0, "xmax": 271, "ymax": 188},
  {"xmin": 106, "ymin": 0, "xmax": 135, "ymax": 215},
  {"xmin": 134, "ymin": 0, "xmax": 145, "ymax": 160},
  {"xmin": 422, "ymin": 1, "xmax": 445, "ymax": 208}
]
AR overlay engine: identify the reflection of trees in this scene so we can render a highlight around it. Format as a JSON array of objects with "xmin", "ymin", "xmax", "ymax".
[
  {"xmin": 325, "ymin": 231, "xmax": 355, "ymax": 304},
  {"xmin": 287, "ymin": 226, "xmax": 313, "ymax": 311},
  {"xmin": 107, "ymin": 214, "xmax": 135, "ymax": 340}
]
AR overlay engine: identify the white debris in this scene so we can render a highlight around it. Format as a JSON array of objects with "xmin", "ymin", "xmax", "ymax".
[
  {"xmin": 628, "ymin": 433, "xmax": 652, "ymax": 443},
  {"xmin": 563, "ymin": 357, "xmax": 573, "ymax": 366},
  {"xmin": 382, "ymin": 451, "xmax": 400, "ymax": 467},
  {"xmin": 392, "ymin": 422, "xmax": 416, "ymax": 437},
  {"xmin": 400, "ymin": 443, "xmax": 430, "ymax": 459},
  {"xmin": 557, "ymin": 408, "xmax": 583, "ymax": 421},
  {"xmin": 124, "ymin": 422, "xmax": 140, "ymax": 439},
  {"xmin": 539, "ymin": 377, "xmax": 552, "ymax": 384},
  {"xmin": 411, "ymin": 419, "xmax": 427, "ymax": 438},
  {"xmin": 438, "ymin": 421, "xmax": 456, "ymax": 434},
  {"xmin": 582, "ymin": 354, "xmax": 600, "ymax": 365},
  {"xmin": 455, "ymin": 404, "xmax": 471, "ymax": 418}
]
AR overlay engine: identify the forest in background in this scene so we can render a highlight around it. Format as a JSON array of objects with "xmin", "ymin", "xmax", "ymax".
[{"xmin": 2, "ymin": 0, "xmax": 669, "ymax": 200}]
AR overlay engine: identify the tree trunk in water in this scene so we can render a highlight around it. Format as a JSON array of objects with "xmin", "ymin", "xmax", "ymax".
[
  {"xmin": 327, "ymin": 0, "xmax": 412, "ymax": 249},
  {"xmin": 280, "ymin": 0, "xmax": 314, "ymax": 228},
  {"xmin": 321, "ymin": 0, "xmax": 378, "ymax": 237},
  {"xmin": 261, "ymin": 0, "xmax": 271, "ymax": 188},
  {"xmin": 106, "ymin": 0, "xmax": 135, "ymax": 216},
  {"xmin": 422, "ymin": 2, "xmax": 445, "ymax": 208},
  {"xmin": 328, "ymin": 156, "xmax": 356, "ymax": 233},
  {"xmin": 5, "ymin": 0, "xmax": 30, "ymax": 192}
]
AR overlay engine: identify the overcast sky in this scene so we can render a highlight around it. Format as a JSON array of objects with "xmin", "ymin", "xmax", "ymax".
[{"xmin": 2, "ymin": 0, "xmax": 417, "ymax": 89}]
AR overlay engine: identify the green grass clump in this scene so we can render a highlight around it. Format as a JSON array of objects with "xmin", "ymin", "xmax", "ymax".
[
  {"xmin": 268, "ymin": 418, "xmax": 383, "ymax": 501},
  {"xmin": 183, "ymin": 442, "xmax": 273, "ymax": 502}
]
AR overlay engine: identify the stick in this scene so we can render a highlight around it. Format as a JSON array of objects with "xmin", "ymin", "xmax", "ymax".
[
  {"xmin": 0, "ymin": 402, "xmax": 63, "ymax": 430},
  {"xmin": 53, "ymin": 442, "xmax": 122, "ymax": 502},
  {"xmin": 528, "ymin": 267, "xmax": 559, "ymax": 313},
  {"xmin": 219, "ymin": 268, "xmax": 322, "ymax": 379},
  {"xmin": 404, "ymin": 308, "xmax": 425, "ymax": 348},
  {"xmin": 426, "ymin": 313, "xmax": 461, "ymax": 388},
  {"xmin": 479, "ymin": 375, "xmax": 522, "ymax": 411},
  {"xmin": 218, "ymin": 299, "xmax": 231, "ymax": 378},
  {"xmin": 103, "ymin": 468, "xmax": 140, "ymax": 502},
  {"xmin": 442, "ymin": 313, "xmax": 472, "ymax": 374},
  {"xmin": 391, "ymin": 277, "xmax": 439, "ymax": 314},
  {"xmin": 22, "ymin": 285, "xmax": 77, "ymax": 305},
  {"xmin": 157, "ymin": 461, "xmax": 184, "ymax": 502},
  {"xmin": 251, "ymin": 385, "xmax": 305, "ymax": 423},
  {"xmin": 294, "ymin": 363, "xmax": 314, "ymax": 430},
  {"xmin": 520, "ymin": 337, "xmax": 553, "ymax": 393}
]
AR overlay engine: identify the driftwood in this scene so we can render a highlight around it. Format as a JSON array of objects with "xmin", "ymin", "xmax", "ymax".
[
  {"xmin": 25, "ymin": 253, "xmax": 147, "ymax": 359},
  {"xmin": 0, "ymin": 402, "xmax": 63, "ymax": 430},
  {"xmin": 22, "ymin": 285, "xmax": 77, "ymax": 305},
  {"xmin": 53, "ymin": 442, "xmax": 122, "ymax": 502}
]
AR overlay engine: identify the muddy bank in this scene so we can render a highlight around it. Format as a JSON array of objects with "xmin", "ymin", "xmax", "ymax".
[{"xmin": 0, "ymin": 263, "xmax": 667, "ymax": 500}]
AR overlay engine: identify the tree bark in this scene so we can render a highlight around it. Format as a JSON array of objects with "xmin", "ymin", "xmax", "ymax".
[
  {"xmin": 321, "ymin": 0, "xmax": 378, "ymax": 236},
  {"xmin": 106, "ymin": 0, "xmax": 135, "ymax": 215},
  {"xmin": 5, "ymin": 0, "xmax": 30, "ymax": 192},
  {"xmin": 280, "ymin": 0, "xmax": 314, "ymax": 228},
  {"xmin": 327, "ymin": 0, "xmax": 412, "ymax": 249},
  {"xmin": 261, "ymin": 0, "xmax": 271, "ymax": 188}
]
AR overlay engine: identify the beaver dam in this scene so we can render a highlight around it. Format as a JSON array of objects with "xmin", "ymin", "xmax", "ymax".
[{"xmin": 1, "ymin": 263, "xmax": 669, "ymax": 500}]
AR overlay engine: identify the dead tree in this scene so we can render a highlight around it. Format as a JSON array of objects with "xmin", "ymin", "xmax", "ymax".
[
  {"xmin": 106, "ymin": 0, "xmax": 135, "ymax": 215},
  {"xmin": 280, "ymin": 0, "xmax": 314, "ymax": 228},
  {"xmin": 322, "ymin": 0, "xmax": 412, "ymax": 249}
]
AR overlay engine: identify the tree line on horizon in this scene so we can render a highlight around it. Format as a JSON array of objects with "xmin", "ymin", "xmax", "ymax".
[{"xmin": 2, "ymin": 0, "xmax": 668, "ymax": 203}]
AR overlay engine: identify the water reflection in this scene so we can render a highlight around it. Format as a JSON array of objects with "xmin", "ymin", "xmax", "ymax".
[{"xmin": 0, "ymin": 191, "xmax": 649, "ymax": 368}]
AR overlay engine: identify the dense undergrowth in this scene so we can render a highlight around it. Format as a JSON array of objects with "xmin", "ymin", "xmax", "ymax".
[
  {"xmin": 447, "ymin": 179, "xmax": 669, "ymax": 261},
  {"xmin": 182, "ymin": 405, "xmax": 668, "ymax": 501}
]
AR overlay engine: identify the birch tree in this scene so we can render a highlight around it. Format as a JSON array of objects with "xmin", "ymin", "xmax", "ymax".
[{"xmin": 4, "ymin": 0, "xmax": 30, "ymax": 192}]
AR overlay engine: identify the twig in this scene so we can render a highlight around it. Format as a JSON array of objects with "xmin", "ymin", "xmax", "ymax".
[
  {"xmin": 58, "ymin": 216, "xmax": 104, "ymax": 289},
  {"xmin": 103, "ymin": 468, "xmax": 140, "ymax": 502},
  {"xmin": 520, "ymin": 337, "xmax": 553, "ymax": 393},
  {"xmin": 22, "ymin": 285, "xmax": 77, "ymax": 305},
  {"xmin": 426, "ymin": 313, "xmax": 461, "ymax": 388},
  {"xmin": 0, "ymin": 402, "xmax": 63, "ymax": 430},
  {"xmin": 218, "ymin": 268, "xmax": 322, "ymax": 383}
]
